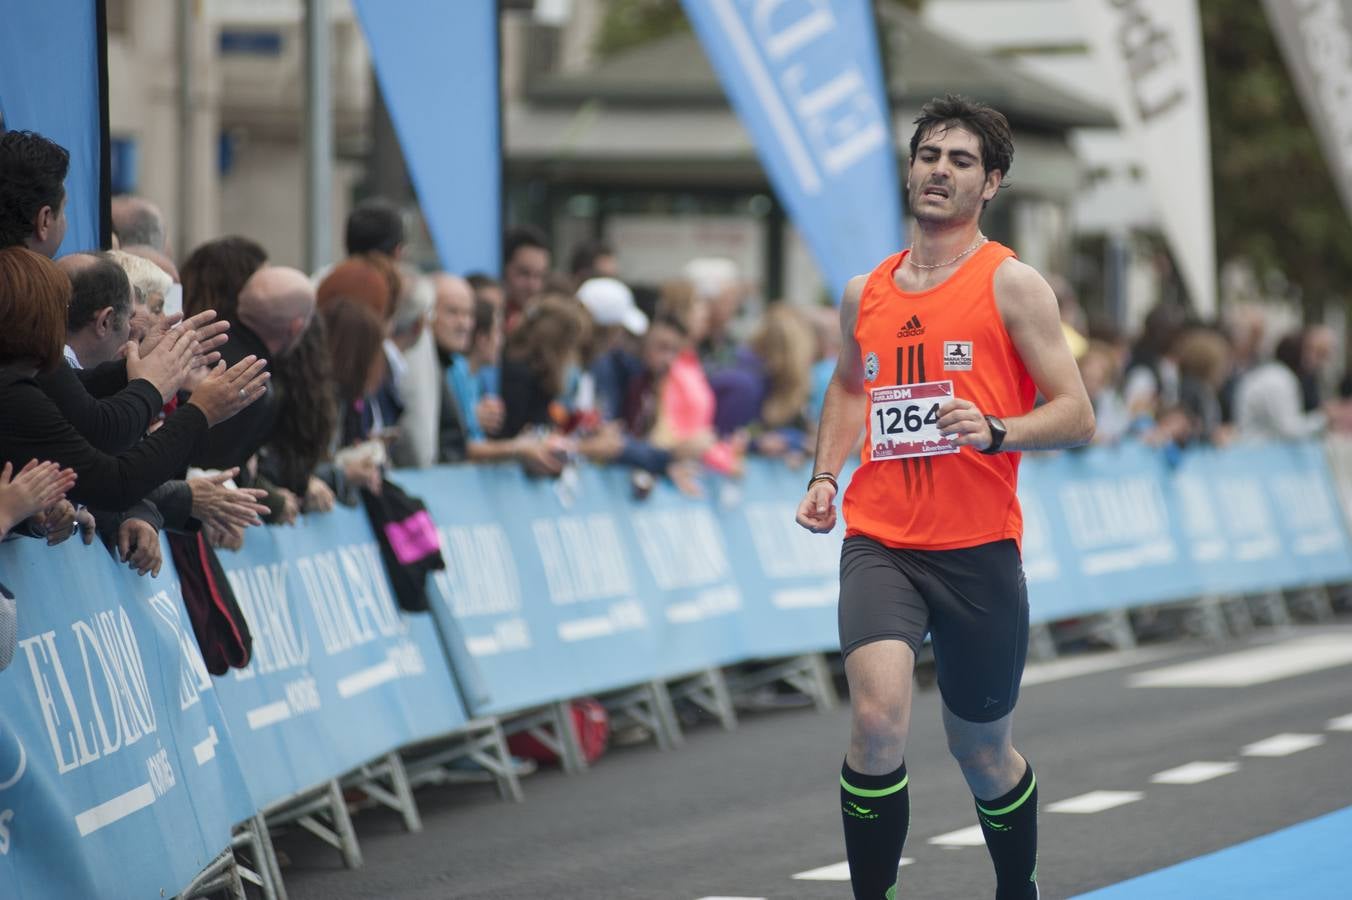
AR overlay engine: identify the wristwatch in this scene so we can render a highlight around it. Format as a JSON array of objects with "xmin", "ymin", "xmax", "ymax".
[{"xmin": 979, "ymin": 415, "xmax": 1007, "ymax": 455}]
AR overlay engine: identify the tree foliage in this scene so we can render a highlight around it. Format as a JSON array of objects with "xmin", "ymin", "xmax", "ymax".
[
  {"xmin": 595, "ymin": 0, "xmax": 689, "ymax": 58},
  {"xmin": 595, "ymin": 0, "xmax": 924, "ymax": 59},
  {"xmin": 1200, "ymin": 0, "xmax": 1352, "ymax": 320}
]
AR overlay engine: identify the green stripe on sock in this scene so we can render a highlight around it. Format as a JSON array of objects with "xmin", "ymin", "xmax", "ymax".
[
  {"xmin": 976, "ymin": 772, "xmax": 1037, "ymax": 817},
  {"xmin": 840, "ymin": 772, "xmax": 909, "ymax": 798}
]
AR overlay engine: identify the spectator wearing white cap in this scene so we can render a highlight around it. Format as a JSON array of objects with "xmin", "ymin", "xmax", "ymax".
[
  {"xmin": 573, "ymin": 277, "xmax": 690, "ymax": 483},
  {"xmin": 577, "ymin": 277, "xmax": 647, "ymax": 422}
]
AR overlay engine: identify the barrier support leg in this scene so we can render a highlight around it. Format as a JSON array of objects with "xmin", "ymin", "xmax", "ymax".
[
  {"xmin": 1101, "ymin": 608, "xmax": 1138, "ymax": 651},
  {"xmin": 668, "ymin": 668, "xmax": 738, "ymax": 731},
  {"xmin": 600, "ymin": 681, "xmax": 684, "ymax": 751},
  {"xmin": 1191, "ymin": 594, "xmax": 1231, "ymax": 643},
  {"xmin": 1290, "ymin": 585, "xmax": 1335, "ymax": 622},
  {"xmin": 179, "ymin": 848, "xmax": 245, "ymax": 900},
  {"xmin": 231, "ymin": 815, "xmax": 287, "ymax": 900},
  {"xmin": 1255, "ymin": 590, "xmax": 1292, "ymax": 630},
  {"xmin": 326, "ymin": 778, "xmax": 363, "ymax": 869},
  {"xmin": 257, "ymin": 812, "xmax": 289, "ymax": 900},
  {"xmin": 402, "ymin": 717, "xmax": 525, "ymax": 802},
  {"xmin": 342, "ymin": 751, "xmax": 423, "ymax": 833},
  {"xmin": 549, "ymin": 699, "xmax": 589, "ymax": 772},
  {"xmin": 726, "ymin": 653, "xmax": 839, "ymax": 713},
  {"xmin": 1223, "ymin": 593, "xmax": 1255, "ymax": 637},
  {"xmin": 266, "ymin": 779, "xmax": 363, "ymax": 869}
]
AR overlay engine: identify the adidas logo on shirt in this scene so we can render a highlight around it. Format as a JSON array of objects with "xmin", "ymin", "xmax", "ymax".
[{"xmin": 896, "ymin": 315, "xmax": 925, "ymax": 337}]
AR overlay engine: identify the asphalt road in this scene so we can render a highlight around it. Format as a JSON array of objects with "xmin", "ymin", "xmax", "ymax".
[{"xmin": 275, "ymin": 620, "xmax": 1352, "ymax": 899}]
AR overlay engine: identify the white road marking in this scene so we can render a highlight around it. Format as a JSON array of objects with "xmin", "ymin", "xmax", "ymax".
[
  {"xmin": 1151, "ymin": 761, "xmax": 1240, "ymax": 784},
  {"xmin": 193, "ymin": 726, "xmax": 219, "ymax": 765},
  {"xmin": 74, "ymin": 782, "xmax": 157, "ymax": 836},
  {"xmin": 1241, "ymin": 733, "xmax": 1325, "ymax": 757},
  {"xmin": 929, "ymin": 825, "xmax": 986, "ymax": 847},
  {"xmin": 792, "ymin": 859, "xmax": 913, "ymax": 881},
  {"xmin": 337, "ymin": 659, "xmax": 401, "ymax": 698},
  {"xmin": 1327, "ymin": 713, "xmax": 1352, "ymax": 732},
  {"xmin": 1128, "ymin": 635, "xmax": 1352, "ymax": 687},
  {"xmin": 246, "ymin": 699, "xmax": 292, "ymax": 730},
  {"xmin": 1046, "ymin": 791, "xmax": 1143, "ymax": 814},
  {"xmin": 1020, "ymin": 647, "xmax": 1182, "ymax": 686}
]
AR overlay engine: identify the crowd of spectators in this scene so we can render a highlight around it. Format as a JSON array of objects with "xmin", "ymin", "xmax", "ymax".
[
  {"xmin": 2, "ymin": 123, "xmax": 1351, "ymax": 619},
  {"xmin": 1055, "ymin": 277, "xmax": 1352, "ymax": 457}
]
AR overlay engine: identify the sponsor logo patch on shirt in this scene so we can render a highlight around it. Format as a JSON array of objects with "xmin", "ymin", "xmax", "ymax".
[
  {"xmin": 943, "ymin": 341, "xmax": 973, "ymax": 371},
  {"xmin": 864, "ymin": 351, "xmax": 880, "ymax": 382}
]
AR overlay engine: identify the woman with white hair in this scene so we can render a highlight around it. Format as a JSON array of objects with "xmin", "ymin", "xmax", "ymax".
[{"xmin": 107, "ymin": 248, "xmax": 174, "ymax": 339}]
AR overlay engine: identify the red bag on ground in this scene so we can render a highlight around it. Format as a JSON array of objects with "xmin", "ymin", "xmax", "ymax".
[{"xmin": 508, "ymin": 699, "xmax": 610, "ymax": 765}]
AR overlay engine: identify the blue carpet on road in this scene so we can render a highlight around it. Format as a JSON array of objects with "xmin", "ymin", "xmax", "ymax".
[{"xmin": 1070, "ymin": 805, "xmax": 1352, "ymax": 899}]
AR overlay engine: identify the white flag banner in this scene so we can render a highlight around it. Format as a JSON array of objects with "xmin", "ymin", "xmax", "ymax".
[
  {"xmin": 1075, "ymin": 0, "xmax": 1217, "ymax": 317},
  {"xmin": 1261, "ymin": 0, "xmax": 1352, "ymax": 223}
]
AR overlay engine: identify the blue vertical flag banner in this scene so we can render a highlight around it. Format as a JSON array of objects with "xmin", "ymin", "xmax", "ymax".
[
  {"xmin": 352, "ymin": 0, "xmax": 501, "ymax": 275},
  {"xmin": 680, "ymin": 0, "xmax": 903, "ymax": 300},
  {"xmin": 0, "ymin": 0, "xmax": 109, "ymax": 255}
]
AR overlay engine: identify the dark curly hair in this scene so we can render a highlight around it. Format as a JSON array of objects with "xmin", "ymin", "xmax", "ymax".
[
  {"xmin": 180, "ymin": 235, "xmax": 267, "ymax": 321},
  {"xmin": 0, "ymin": 131, "xmax": 69, "ymax": 249},
  {"xmin": 909, "ymin": 94, "xmax": 1014, "ymax": 182}
]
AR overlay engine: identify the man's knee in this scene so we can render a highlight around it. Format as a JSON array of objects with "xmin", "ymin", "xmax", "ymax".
[
  {"xmin": 851, "ymin": 697, "xmax": 907, "ymax": 745},
  {"xmin": 947, "ymin": 731, "xmax": 1011, "ymax": 774}
]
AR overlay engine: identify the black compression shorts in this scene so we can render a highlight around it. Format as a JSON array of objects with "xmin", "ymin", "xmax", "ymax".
[{"xmin": 838, "ymin": 535, "xmax": 1029, "ymax": 723}]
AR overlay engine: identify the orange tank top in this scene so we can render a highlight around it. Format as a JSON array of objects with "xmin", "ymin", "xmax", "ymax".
[{"xmin": 842, "ymin": 241, "xmax": 1036, "ymax": 551}]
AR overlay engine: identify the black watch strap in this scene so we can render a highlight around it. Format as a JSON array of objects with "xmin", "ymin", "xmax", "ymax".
[{"xmin": 980, "ymin": 415, "xmax": 1007, "ymax": 455}]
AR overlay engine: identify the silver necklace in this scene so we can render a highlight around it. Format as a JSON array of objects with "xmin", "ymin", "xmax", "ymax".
[{"xmin": 907, "ymin": 234, "xmax": 986, "ymax": 270}]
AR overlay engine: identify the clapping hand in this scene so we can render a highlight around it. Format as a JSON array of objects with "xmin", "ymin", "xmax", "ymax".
[{"xmin": 0, "ymin": 460, "xmax": 76, "ymax": 537}]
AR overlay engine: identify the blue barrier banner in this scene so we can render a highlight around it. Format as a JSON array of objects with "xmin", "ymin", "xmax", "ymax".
[
  {"xmin": 0, "ymin": 0, "xmax": 105, "ymax": 255},
  {"xmin": 717, "ymin": 461, "xmax": 842, "ymax": 659},
  {"xmin": 1171, "ymin": 443, "xmax": 1352, "ymax": 594},
  {"xmin": 212, "ymin": 506, "xmax": 468, "ymax": 809},
  {"xmin": 0, "ymin": 539, "xmax": 252, "ymax": 900},
  {"xmin": 352, "ymin": 0, "xmax": 500, "ymax": 275},
  {"xmin": 1035, "ymin": 444, "xmax": 1198, "ymax": 615},
  {"xmin": 405, "ymin": 466, "xmax": 666, "ymax": 715},
  {"xmin": 1019, "ymin": 442, "xmax": 1352, "ymax": 621},
  {"xmin": 681, "ymin": 0, "xmax": 903, "ymax": 300}
]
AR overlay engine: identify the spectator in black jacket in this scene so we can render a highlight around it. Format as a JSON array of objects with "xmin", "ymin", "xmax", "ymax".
[
  {"xmin": 39, "ymin": 254, "xmax": 162, "ymax": 451},
  {"xmin": 0, "ymin": 247, "xmax": 269, "ymax": 514},
  {"xmin": 39, "ymin": 253, "xmax": 265, "ymax": 571},
  {"xmin": 192, "ymin": 266, "xmax": 315, "ymax": 474},
  {"xmin": 36, "ymin": 253, "xmax": 229, "ymax": 452}
]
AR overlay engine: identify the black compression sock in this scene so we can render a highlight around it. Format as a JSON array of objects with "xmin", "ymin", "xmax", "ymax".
[
  {"xmin": 841, "ymin": 760, "xmax": 909, "ymax": 900},
  {"xmin": 975, "ymin": 760, "xmax": 1039, "ymax": 900}
]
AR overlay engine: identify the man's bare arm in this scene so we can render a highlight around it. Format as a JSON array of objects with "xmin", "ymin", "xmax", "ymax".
[
  {"xmin": 937, "ymin": 259, "xmax": 1095, "ymax": 452},
  {"xmin": 797, "ymin": 275, "xmax": 869, "ymax": 533},
  {"xmin": 995, "ymin": 260, "xmax": 1095, "ymax": 451}
]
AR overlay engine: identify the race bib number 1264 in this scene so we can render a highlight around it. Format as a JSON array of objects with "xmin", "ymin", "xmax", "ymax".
[{"xmin": 869, "ymin": 380, "xmax": 960, "ymax": 461}]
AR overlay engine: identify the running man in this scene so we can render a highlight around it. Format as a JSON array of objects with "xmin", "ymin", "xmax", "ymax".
[{"xmin": 795, "ymin": 95, "xmax": 1095, "ymax": 899}]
